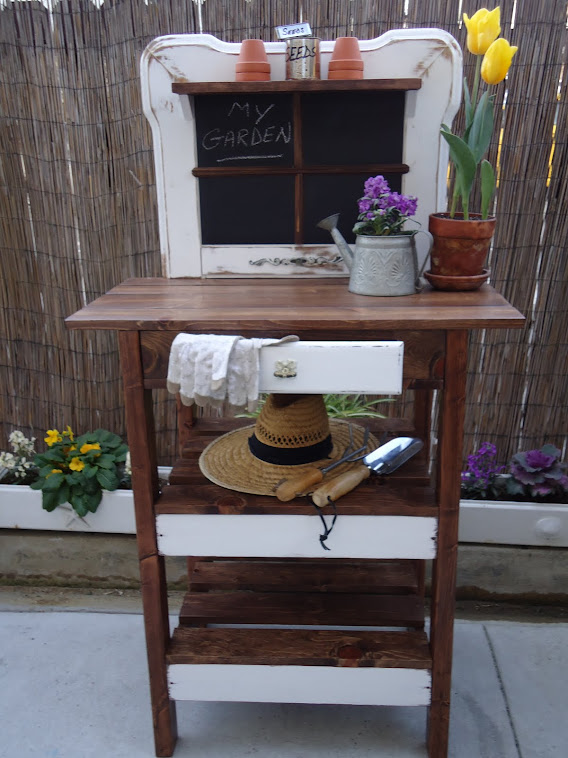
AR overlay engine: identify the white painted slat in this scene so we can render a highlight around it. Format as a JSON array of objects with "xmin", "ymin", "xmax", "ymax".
[
  {"xmin": 156, "ymin": 514, "xmax": 437, "ymax": 559},
  {"xmin": 168, "ymin": 663, "xmax": 431, "ymax": 705},
  {"xmin": 258, "ymin": 340, "xmax": 403, "ymax": 394}
]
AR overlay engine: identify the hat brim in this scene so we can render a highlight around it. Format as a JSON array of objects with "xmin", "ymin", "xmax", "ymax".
[{"xmin": 199, "ymin": 420, "xmax": 378, "ymax": 496}]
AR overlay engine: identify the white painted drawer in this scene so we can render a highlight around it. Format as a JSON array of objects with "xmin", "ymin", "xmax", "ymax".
[
  {"xmin": 258, "ymin": 340, "xmax": 403, "ymax": 394},
  {"xmin": 156, "ymin": 513, "xmax": 437, "ymax": 559}
]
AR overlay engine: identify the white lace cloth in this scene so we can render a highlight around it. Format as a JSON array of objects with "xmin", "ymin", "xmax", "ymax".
[{"xmin": 167, "ymin": 333, "xmax": 299, "ymax": 412}]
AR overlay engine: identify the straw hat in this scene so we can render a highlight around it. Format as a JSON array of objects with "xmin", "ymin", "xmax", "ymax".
[{"xmin": 199, "ymin": 394, "xmax": 377, "ymax": 496}]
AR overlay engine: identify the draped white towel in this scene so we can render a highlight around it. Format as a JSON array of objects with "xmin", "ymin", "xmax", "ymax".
[{"xmin": 167, "ymin": 334, "xmax": 299, "ymax": 411}]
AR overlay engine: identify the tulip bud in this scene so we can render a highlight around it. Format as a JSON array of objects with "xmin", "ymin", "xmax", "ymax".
[
  {"xmin": 463, "ymin": 7, "xmax": 501, "ymax": 55},
  {"xmin": 481, "ymin": 38, "xmax": 518, "ymax": 85}
]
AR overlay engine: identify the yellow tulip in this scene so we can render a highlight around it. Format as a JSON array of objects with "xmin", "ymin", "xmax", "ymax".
[
  {"xmin": 463, "ymin": 7, "xmax": 501, "ymax": 55},
  {"xmin": 481, "ymin": 38, "xmax": 518, "ymax": 85}
]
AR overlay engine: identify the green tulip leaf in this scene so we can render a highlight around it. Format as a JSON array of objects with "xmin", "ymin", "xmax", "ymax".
[
  {"xmin": 468, "ymin": 92, "xmax": 496, "ymax": 164},
  {"xmin": 463, "ymin": 77, "xmax": 474, "ymax": 132},
  {"xmin": 480, "ymin": 160, "xmax": 496, "ymax": 219},
  {"xmin": 441, "ymin": 128, "xmax": 477, "ymax": 215}
]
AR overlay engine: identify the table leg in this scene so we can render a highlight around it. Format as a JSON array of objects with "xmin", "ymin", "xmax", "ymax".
[
  {"xmin": 119, "ymin": 331, "xmax": 178, "ymax": 757},
  {"xmin": 427, "ymin": 330, "xmax": 468, "ymax": 758}
]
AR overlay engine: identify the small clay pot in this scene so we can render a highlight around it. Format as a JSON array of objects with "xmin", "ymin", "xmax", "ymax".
[
  {"xmin": 331, "ymin": 36, "xmax": 363, "ymax": 62},
  {"xmin": 328, "ymin": 59, "xmax": 364, "ymax": 71},
  {"xmin": 328, "ymin": 69, "xmax": 364, "ymax": 80},
  {"xmin": 428, "ymin": 213, "xmax": 496, "ymax": 278},
  {"xmin": 236, "ymin": 39, "xmax": 270, "ymax": 82}
]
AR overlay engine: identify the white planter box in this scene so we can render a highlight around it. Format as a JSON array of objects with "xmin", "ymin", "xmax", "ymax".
[
  {"xmin": 1, "ymin": 482, "xmax": 566, "ymax": 546},
  {"xmin": 458, "ymin": 499, "xmax": 568, "ymax": 547},
  {"xmin": 0, "ymin": 484, "xmax": 137, "ymax": 533},
  {"xmin": 0, "ymin": 468, "xmax": 170, "ymax": 534}
]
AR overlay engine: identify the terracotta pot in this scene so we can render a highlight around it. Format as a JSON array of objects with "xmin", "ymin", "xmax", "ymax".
[
  {"xmin": 236, "ymin": 39, "xmax": 270, "ymax": 81},
  {"xmin": 428, "ymin": 213, "xmax": 496, "ymax": 277},
  {"xmin": 331, "ymin": 37, "xmax": 362, "ymax": 62},
  {"xmin": 328, "ymin": 36, "xmax": 364, "ymax": 80},
  {"xmin": 328, "ymin": 69, "xmax": 364, "ymax": 80}
]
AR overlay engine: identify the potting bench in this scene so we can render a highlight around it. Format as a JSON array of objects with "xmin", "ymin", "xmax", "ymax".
[{"xmin": 66, "ymin": 279, "xmax": 524, "ymax": 756}]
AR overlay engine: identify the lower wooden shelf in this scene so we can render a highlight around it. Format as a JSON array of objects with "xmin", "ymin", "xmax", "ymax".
[{"xmin": 166, "ymin": 627, "xmax": 432, "ymax": 705}]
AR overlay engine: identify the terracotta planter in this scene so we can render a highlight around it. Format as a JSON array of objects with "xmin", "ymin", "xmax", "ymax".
[
  {"xmin": 428, "ymin": 213, "xmax": 496, "ymax": 276},
  {"xmin": 328, "ymin": 36, "xmax": 363, "ymax": 80},
  {"xmin": 236, "ymin": 39, "xmax": 270, "ymax": 82}
]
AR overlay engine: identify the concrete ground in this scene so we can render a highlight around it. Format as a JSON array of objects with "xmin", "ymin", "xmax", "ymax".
[{"xmin": 1, "ymin": 589, "xmax": 567, "ymax": 758}]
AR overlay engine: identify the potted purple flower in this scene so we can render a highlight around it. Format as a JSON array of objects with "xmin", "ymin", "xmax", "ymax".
[{"xmin": 317, "ymin": 175, "xmax": 432, "ymax": 297}]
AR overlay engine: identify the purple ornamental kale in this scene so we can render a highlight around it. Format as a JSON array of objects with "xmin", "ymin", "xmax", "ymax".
[{"xmin": 507, "ymin": 444, "xmax": 568, "ymax": 501}]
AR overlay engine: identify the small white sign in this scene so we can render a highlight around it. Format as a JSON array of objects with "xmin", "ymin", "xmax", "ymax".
[{"xmin": 275, "ymin": 22, "xmax": 312, "ymax": 40}]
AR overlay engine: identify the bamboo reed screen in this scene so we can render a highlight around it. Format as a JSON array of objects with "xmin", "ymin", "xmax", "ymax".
[{"xmin": 1, "ymin": 0, "xmax": 566, "ymax": 466}]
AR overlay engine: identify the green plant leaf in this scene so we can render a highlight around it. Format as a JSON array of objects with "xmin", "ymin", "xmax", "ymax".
[
  {"xmin": 70, "ymin": 491, "xmax": 89, "ymax": 518},
  {"xmin": 463, "ymin": 76, "xmax": 474, "ymax": 132},
  {"xmin": 42, "ymin": 472, "xmax": 65, "ymax": 491},
  {"xmin": 96, "ymin": 454, "xmax": 117, "ymax": 470},
  {"xmin": 480, "ymin": 160, "xmax": 496, "ymax": 219},
  {"xmin": 56, "ymin": 482, "xmax": 70, "ymax": 506},
  {"xmin": 42, "ymin": 490, "xmax": 60, "ymax": 512},
  {"xmin": 96, "ymin": 468, "xmax": 120, "ymax": 491},
  {"xmin": 468, "ymin": 92, "xmax": 495, "ymax": 164},
  {"xmin": 441, "ymin": 127, "xmax": 477, "ymax": 216},
  {"xmin": 86, "ymin": 490, "xmax": 103, "ymax": 513}
]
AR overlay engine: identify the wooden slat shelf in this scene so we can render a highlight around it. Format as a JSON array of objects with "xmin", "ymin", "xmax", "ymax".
[
  {"xmin": 172, "ymin": 78, "xmax": 422, "ymax": 96},
  {"xmin": 188, "ymin": 559, "xmax": 420, "ymax": 595},
  {"xmin": 178, "ymin": 589, "xmax": 424, "ymax": 628},
  {"xmin": 156, "ymin": 482, "xmax": 437, "ymax": 517},
  {"xmin": 167, "ymin": 627, "xmax": 431, "ymax": 669}
]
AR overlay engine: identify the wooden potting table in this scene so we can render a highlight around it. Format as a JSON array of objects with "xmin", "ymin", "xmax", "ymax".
[{"xmin": 66, "ymin": 277, "xmax": 524, "ymax": 757}]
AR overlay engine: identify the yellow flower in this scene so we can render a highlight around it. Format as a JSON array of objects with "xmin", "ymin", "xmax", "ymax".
[
  {"xmin": 80, "ymin": 442, "xmax": 101, "ymax": 456},
  {"xmin": 463, "ymin": 7, "xmax": 501, "ymax": 55},
  {"xmin": 47, "ymin": 468, "xmax": 63, "ymax": 477},
  {"xmin": 69, "ymin": 457, "xmax": 85, "ymax": 472},
  {"xmin": 64, "ymin": 425, "xmax": 74, "ymax": 441},
  {"xmin": 45, "ymin": 429, "xmax": 62, "ymax": 447},
  {"xmin": 481, "ymin": 38, "xmax": 518, "ymax": 85}
]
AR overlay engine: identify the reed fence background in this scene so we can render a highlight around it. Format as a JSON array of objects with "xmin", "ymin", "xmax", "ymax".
[{"xmin": 1, "ymin": 0, "xmax": 566, "ymax": 467}]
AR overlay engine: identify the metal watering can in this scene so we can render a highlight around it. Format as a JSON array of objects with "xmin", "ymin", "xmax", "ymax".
[{"xmin": 317, "ymin": 214, "xmax": 433, "ymax": 297}]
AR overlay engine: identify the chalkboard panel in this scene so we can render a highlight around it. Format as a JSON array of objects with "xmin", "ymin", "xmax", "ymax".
[
  {"xmin": 303, "ymin": 173, "xmax": 403, "ymax": 245},
  {"xmin": 301, "ymin": 91, "xmax": 404, "ymax": 165},
  {"xmin": 199, "ymin": 175, "xmax": 295, "ymax": 244},
  {"xmin": 195, "ymin": 95, "xmax": 294, "ymax": 167}
]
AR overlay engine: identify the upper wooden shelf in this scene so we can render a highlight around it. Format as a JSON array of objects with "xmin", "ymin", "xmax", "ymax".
[{"xmin": 172, "ymin": 78, "xmax": 422, "ymax": 95}]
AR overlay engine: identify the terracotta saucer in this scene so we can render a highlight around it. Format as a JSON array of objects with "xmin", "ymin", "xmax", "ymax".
[{"xmin": 424, "ymin": 268, "xmax": 490, "ymax": 291}]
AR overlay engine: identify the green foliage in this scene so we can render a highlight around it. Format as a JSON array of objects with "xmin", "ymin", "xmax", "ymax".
[
  {"xmin": 238, "ymin": 394, "xmax": 394, "ymax": 419},
  {"xmin": 31, "ymin": 427, "xmax": 129, "ymax": 518}
]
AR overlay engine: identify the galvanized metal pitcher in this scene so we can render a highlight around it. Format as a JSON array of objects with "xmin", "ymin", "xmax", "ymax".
[{"xmin": 318, "ymin": 214, "xmax": 433, "ymax": 297}]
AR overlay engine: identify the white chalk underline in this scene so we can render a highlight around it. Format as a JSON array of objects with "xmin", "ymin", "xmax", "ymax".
[{"xmin": 215, "ymin": 154, "xmax": 284, "ymax": 163}]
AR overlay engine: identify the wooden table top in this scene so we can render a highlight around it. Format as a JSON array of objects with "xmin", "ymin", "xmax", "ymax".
[{"xmin": 65, "ymin": 278, "xmax": 525, "ymax": 333}]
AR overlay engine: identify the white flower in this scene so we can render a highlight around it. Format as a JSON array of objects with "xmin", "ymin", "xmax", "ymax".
[{"xmin": 0, "ymin": 452, "xmax": 15, "ymax": 470}]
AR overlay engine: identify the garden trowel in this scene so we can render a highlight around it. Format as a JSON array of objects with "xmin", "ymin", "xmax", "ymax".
[{"xmin": 311, "ymin": 436, "xmax": 423, "ymax": 507}]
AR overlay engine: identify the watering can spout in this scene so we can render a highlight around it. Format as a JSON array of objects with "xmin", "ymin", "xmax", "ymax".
[{"xmin": 317, "ymin": 214, "xmax": 354, "ymax": 271}]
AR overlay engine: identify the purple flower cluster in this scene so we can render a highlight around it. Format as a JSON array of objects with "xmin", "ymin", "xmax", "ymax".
[
  {"xmin": 461, "ymin": 441, "xmax": 504, "ymax": 498},
  {"xmin": 353, "ymin": 175, "xmax": 418, "ymax": 237}
]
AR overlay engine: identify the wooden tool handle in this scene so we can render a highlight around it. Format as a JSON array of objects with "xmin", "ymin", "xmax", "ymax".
[
  {"xmin": 311, "ymin": 466, "xmax": 371, "ymax": 507},
  {"xmin": 275, "ymin": 467, "xmax": 324, "ymax": 501}
]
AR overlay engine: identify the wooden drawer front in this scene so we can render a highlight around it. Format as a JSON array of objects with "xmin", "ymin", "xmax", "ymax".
[
  {"xmin": 168, "ymin": 663, "xmax": 431, "ymax": 705},
  {"xmin": 141, "ymin": 330, "xmax": 445, "ymax": 388},
  {"xmin": 156, "ymin": 513, "xmax": 437, "ymax": 559},
  {"xmin": 258, "ymin": 341, "xmax": 403, "ymax": 394}
]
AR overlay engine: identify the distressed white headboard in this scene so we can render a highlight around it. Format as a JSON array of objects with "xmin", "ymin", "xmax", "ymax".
[{"xmin": 140, "ymin": 31, "xmax": 461, "ymax": 278}]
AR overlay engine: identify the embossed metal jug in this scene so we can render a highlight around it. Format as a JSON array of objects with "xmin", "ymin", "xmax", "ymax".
[{"xmin": 318, "ymin": 214, "xmax": 433, "ymax": 297}]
